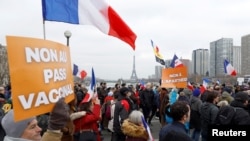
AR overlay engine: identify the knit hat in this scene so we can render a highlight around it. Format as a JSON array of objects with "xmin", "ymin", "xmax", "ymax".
[
  {"xmin": 108, "ymin": 91, "xmax": 113, "ymax": 96},
  {"xmin": 1, "ymin": 110, "xmax": 35, "ymax": 138},
  {"xmin": 193, "ymin": 88, "xmax": 200, "ymax": 97},
  {"xmin": 235, "ymin": 92, "xmax": 250, "ymax": 102},
  {"xmin": 120, "ymin": 87, "xmax": 129, "ymax": 96},
  {"xmin": 48, "ymin": 98, "xmax": 70, "ymax": 130}
]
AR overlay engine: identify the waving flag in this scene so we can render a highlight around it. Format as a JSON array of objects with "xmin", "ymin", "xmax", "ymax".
[
  {"xmin": 187, "ymin": 81, "xmax": 194, "ymax": 91},
  {"xmin": 224, "ymin": 59, "xmax": 237, "ymax": 76},
  {"xmin": 73, "ymin": 64, "xmax": 87, "ymax": 79},
  {"xmin": 42, "ymin": 0, "xmax": 137, "ymax": 50},
  {"xmin": 200, "ymin": 78, "xmax": 210, "ymax": 94},
  {"xmin": 170, "ymin": 54, "xmax": 183, "ymax": 68},
  {"xmin": 151, "ymin": 40, "xmax": 165, "ymax": 65},
  {"xmin": 81, "ymin": 67, "xmax": 96, "ymax": 103},
  {"xmin": 141, "ymin": 116, "xmax": 154, "ymax": 141}
]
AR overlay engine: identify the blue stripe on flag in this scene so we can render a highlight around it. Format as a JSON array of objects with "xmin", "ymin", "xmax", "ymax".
[
  {"xmin": 73, "ymin": 64, "xmax": 79, "ymax": 76},
  {"xmin": 42, "ymin": 0, "xmax": 79, "ymax": 24}
]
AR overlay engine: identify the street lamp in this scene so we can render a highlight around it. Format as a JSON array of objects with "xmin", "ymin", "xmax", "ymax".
[{"xmin": 64, "ymin": 30, "xmax": 72, "ymax": 46}]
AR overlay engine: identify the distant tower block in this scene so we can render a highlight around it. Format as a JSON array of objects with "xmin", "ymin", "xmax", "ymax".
[{"xmin": 130, "ymin": 55, "xmax": 138, "ymax": 80}]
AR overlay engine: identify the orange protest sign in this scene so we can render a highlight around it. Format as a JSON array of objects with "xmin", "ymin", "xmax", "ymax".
[
  {"xmin": 161, "ymin": 66, "xmax": 188, "ymax": 88},
  {"xmin": 6, "ymin": 36, "xmax": 75, "ymax": 121}
]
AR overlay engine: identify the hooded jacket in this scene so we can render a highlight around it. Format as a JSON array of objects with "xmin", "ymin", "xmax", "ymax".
[{"xmin": 121, "ymin": 120, "xmax": 148, "ymax": 141}]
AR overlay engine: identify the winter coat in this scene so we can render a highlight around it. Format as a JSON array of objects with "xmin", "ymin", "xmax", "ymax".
[
  {"xmin": 220, "ymin": 91, "xmax": 234, "ymax": 104},
  {"xmin": 200, "ymin": 102, "xmax": 219, "ymax": 138},
  {"xmin": 73, "ymin": 104, "xmax": 101, "ymax": 141},
  {"xmin": 121, "ymin": 120, "xmax": 148, "ymax": 141},
  {"xmin": 108, "ymin": 100, "xmax": 116, "ymax": 132},
  {"xmin": 61, "ymin": 104, "xmax": 76, "ymax": 141},
  {"xmin": 41, "ymin": 130, "xmax": 63, "ymax": 141},
  {"xmin": 139, "ymin": 89, "xmax": 154, "ymax": 108},
  {"xmin": 189, "ymin": 96, "xmax": 202, "ymax": 129},
  {"xmin": 230, "ymin": 100, "xmax": 250, "ymax": 125},
  {"xmin": 113, "ymin": 97, "xmax": 132, "ymax": 135},
  {"xmin": 159, "ymin": 121, "xmax": 190, "ymax": 141}
]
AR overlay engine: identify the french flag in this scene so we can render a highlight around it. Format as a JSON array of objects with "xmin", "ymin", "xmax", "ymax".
[
  {"xmin": 81, "ymin": 67, "xmax": 96, "ymax": 103},
  {"xmin": 72, "ymin": 64, "xmax": 87, "ymax": 79},
  {"xmin": 141, "ymin": 116, "xmax": 154, "ymax": 141},
  {"xmin": 170, "ymin": 54, "xmax": 184, "ymax": 68},
  {"xmin": 42, "ymin": 0, "xmax": 137, "ymax": 50},
  {"xmin": 200, "ymin": 78, "xmax": 210, "ymax": 94},
  {"xmin": 224, "ymin": 59, "xmax": 237, "ymax": 76},
  {"xmin": 187, "ymin": 81, "xmax": 194, "ymax": 91}
]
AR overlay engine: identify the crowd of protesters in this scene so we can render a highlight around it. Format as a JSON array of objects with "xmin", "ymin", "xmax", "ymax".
[{"xmin": 0, "ymin": 81, "xmax": 250, "ymax": 141}]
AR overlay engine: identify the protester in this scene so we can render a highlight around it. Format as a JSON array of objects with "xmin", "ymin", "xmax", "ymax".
[
  {"xmin": 189, "ymin": 88, "xmax": 202, "ymax": 141},
  {"xmin": 108, "ymin": 91, "xmax": 119, "ymax": 137},
  {"xmin": 1, "ymin": 110, "xmax": 42, "ymax": 141},
  {"xmin": 112, "ymin": 87, "xmax": 133, "ymax": 141},
  {"xmin": 1, "ymin": 98, "xmax": 70, "ymax": 141},
  {"xmin": 139, "ymin": 82, "xmax": 155, "ymax": 124},
  {"xmin": 229, "ymin": 91, "xmax": 250, "ymax": 124},
  {"xmin": 73, "ymin": 98, "xmax": 101, "ymax": 141},
  {"xmin": 159, "ymin": 101, "xmax": 192, "ymax": 141},
  {"xmin": 41, "ymin": 98, "xmax": 71, "ymax": 141},
  {"xmin": 121, "ymin": 110, "xmax": 149, "ymax": 141},
  {"xmin": 200, "ymin": 91, "xmax": 219, "ymax": 141},
  {"xmin": 61, "ymin": 98, "xmax": 77, "ymax": 141}
]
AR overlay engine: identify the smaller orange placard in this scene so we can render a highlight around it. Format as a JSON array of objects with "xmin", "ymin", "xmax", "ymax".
[{"xmin": 161, "ymin": 66, "xmax": 188, "ymax": 88}]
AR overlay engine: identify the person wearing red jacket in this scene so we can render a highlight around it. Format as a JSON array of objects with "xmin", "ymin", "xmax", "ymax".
[{"xmin": 73, "ymin": 98, "xmax": 101, "ymax": 141}]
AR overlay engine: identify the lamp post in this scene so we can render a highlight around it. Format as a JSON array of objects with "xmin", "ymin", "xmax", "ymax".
[{"xmin": 64, "ymin": 30, "xmax": 72, "ymax": 46}]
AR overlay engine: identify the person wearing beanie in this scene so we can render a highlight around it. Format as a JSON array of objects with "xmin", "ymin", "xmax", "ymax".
[
  {"xmin": 192, "ymin": 88, "xmax": 201, "ymax": 97},
  {"xmin": 1, "ymin": 110, "xmax": 42, "ymax": 141},
  {"xmin": 112, "ymin": 87, "xmax": 133, "ymax": 141},
  {"xmin": 189, "ymin": 88, "xmax": 202, "ymax": 141},
  {"xmin": 41, "ymin": 98, "xmax": 70, "ymax": 141},
  {"xmin": 73, "ymin": 97, "xmax": 102, "ymax": 141},
  {"xmin": 229, "ymin": 92, "xmax": 250, "ymax": 125}
]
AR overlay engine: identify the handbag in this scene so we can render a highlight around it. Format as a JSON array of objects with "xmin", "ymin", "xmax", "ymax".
[{"xmin": 79, "ymin": 131, "xmax": 97, "ymax": 141}]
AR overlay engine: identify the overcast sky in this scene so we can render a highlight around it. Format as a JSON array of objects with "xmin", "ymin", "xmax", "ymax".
[{"xmin": 1, "ymin": 0, "xmax": 250, "ymax": 80}]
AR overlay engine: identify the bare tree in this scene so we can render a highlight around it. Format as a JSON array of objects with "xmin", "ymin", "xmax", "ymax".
[{"xmin": 0, "ymin": 45, "xmax": 9, "ymax": 85}]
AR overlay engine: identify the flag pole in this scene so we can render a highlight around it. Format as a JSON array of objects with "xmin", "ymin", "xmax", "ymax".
[{"xmin": 43, "ymin": 20, "xmax": 46, "ymax": 40}]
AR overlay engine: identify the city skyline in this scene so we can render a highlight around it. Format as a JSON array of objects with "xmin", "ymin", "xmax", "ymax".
[{"xmin": 1, "ymin": 0, "xmax": 250, "ymax": 80}]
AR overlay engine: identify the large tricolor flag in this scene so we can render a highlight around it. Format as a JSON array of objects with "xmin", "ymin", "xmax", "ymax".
[
  {"xmin": 42, "ymin": 0, "xmax": 137, "ymax": 50},
  {"xmin": 151, "ymin": 40, "xmax": 165, "ymax": 65},
  {"xmin": 81, "ymin": 67, "xmax": 96, "ymax": 103},
  {"xmin": 73, "ymin": 64, "xmax": 87, "ymax": 79},
  {"xmin": 224, "ymin": 59, "xmax": 237, "ymax": 76},
  {"xmin": 170, "ymin": 54, "xmax": 184, "ymax": 68},
  {"xmin": 141, "ymin": 116, "xmax": 154, "ymax": 141}
]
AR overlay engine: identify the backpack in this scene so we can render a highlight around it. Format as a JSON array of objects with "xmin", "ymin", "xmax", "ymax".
[{"xmin": 215, "ymin": 105, "xmax": 238, "ymax": 125}]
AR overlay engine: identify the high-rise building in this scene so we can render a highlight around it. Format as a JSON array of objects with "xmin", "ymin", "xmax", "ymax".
[
  {"xmin": 0, "ymin": 44, "xmax": 9, "ymax": 85},
  {"xmin": 164, "ymin": 59, "xmax": 172, "ymax": 68},
  {"xmin": 241, "ymin": 34, "xmax": 250, "ymax": 75},
  {"xmin": 180, "ymin": 59, "xmax": 192, "ymax": 75},
  {"xmin": 192, "ymin": 49, "xmax": 209, "ymax": 76},
  {"xmin": 155, "ymin": 65, "xmax": 163, "ymax": 79},
  {"xmin": 210, "ymin": 38, "xmax": 233, "ymax": 77},
  {"xmin": 233, "ymin": 46, "xmax": 241, "ymax": 75}
]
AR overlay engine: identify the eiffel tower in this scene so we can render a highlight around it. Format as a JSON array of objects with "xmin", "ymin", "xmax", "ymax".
[{"xmin": 130, "ymin": 55, "xmax": 138, "ymax": 81}]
